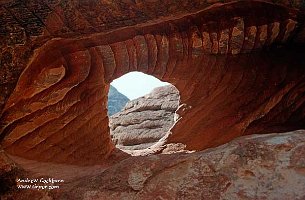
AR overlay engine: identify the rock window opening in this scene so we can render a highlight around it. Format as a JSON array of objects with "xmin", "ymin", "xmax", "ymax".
[{"xmin": 107, "ymin": 72, "xmax": 180, "ymax": 151}]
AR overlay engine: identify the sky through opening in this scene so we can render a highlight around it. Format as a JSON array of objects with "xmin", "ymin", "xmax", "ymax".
[{"xmin": 111, "ymin": 72, "xmax": 169, "ymax": 100}]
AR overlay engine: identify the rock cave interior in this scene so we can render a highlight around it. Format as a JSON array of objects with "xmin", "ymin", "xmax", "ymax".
[{"xmin": 0, "ymin": 0, "xmax": 305, "ymax": 199}]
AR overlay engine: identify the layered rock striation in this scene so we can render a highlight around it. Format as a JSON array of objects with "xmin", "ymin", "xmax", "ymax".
[
  {"xmin": 63, "ymin": 131, "xmax": 305, "ymax": 200},
  {"xmin": 110, "ymin": 85, "xmax": 179, "ymax": 150},
  {"xmin": 3, "ymin": 130, "xmax": 304, "ymax": 199},
  {"xmin": 0, "ymin": 1, "xmax": 305, "ymax": 198},
  {"xmin": 0, "ymin": 0, "xmax": 304, "ymax": 166}
]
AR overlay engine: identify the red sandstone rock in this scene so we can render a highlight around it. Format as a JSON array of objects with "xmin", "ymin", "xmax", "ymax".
[
  {"xmin": 0, "ymin": 146, "xmax": 24, "ymax": 196},
  {"xmin": 57, "ymin": 131, "xmax": 305, "ymax": 200},
  {"xmin": 1, "ymin": 1, "xmax": 305, "ymax": 199},
  {"xmin": 0, "ymin": 0, "xmax": 304, "ymax": 166},
  {"xmin": 2, "ymin": 131, "xmax": 304, "ymax": 199}
]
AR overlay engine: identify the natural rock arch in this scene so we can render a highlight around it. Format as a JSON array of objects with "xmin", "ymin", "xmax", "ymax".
[
  {"xmin": 0, "ymin": 0, "xmax": 305, "ymax": 165},
  {"xmin": 108, "ymin": 74, "xmax": 179, "ymax": 151}
]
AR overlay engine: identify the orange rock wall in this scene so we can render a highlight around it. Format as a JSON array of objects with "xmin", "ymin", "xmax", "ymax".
[{"xmin": 0, "ymin": 0, "xmax": 305, "ymax": 165}]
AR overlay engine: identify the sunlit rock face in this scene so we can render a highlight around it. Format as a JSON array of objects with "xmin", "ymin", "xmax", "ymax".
[
  {"xmin": 68, "ymin": 131, "xmax": 305, "ymax": 200},
  {"xmin": 107, "ymin": 85, "xmax": 129, "ymax": 116},
  {"xmin": 110, "ymin": 85, "xmax": 179, "ymax": 150},
  {"xmin": 0, "ymin": 1, "xmax": 305, "ymax": 199},
  {"xmin": 4, "ymin": 130, "xmax": 301, "ymax": 200},
  {"xmin": 0, "ymin": 0, "xmax": 304, "ymax": 166}
]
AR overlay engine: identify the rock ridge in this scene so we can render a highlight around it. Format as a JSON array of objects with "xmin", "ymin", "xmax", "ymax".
[{"xmin": 110, "ymin": 85, "xmax": 179, "ymax": 150}]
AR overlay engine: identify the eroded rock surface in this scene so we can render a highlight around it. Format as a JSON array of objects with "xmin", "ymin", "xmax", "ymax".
[
  {"xmin": 0, "ymin": 147, "xmax": 24, "ymax": 197},
  {"xmin": 0, "ymin": 0, "xmax": 304, "ymax": 166},
  {"xmin": 110, "ymin": 85, "xmax": 179, "ymax": 150},
  {"xmin": 0, "ymin": 1, "xmax": 305, "ymax": 199},
  {"xmin": 6, "ymin": 130, "xmax": 299, "ymax": 200}
]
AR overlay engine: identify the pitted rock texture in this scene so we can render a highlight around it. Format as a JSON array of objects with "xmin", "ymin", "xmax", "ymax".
[
  {"xmin": 110, "ymin": 85, "xmax": 179, "ymax": 150},
  {"xmin": 0, "ymin": 0, "xmax": 304, "ymax": 165},
  {"xmin": 107, "ymin": 85, "xmax": 129, "ymax": 116},
  {"xmin": 18, "ymin": 130, "xmax": 300, "ymax": 200},
  {"xmin": 0, "ymin": 147, "xmax": 24, "ymax": 196}
]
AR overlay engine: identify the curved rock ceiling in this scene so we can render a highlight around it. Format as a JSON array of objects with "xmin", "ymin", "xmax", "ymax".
[{"xmin": 0, "ymin": 0, "xmax": 305, "ymax": 165}]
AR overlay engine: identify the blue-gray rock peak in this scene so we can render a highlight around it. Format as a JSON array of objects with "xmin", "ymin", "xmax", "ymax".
[{"xmin": 108, "ymin": 85, "xmax": 129, "ymax": 116}]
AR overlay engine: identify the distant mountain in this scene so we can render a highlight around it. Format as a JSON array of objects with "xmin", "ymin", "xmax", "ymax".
[{"xmin": 108, "ymin": 85, "xmax": 130, "ymax": 116}]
